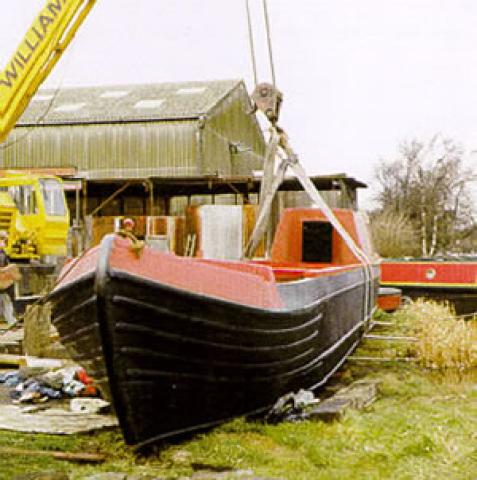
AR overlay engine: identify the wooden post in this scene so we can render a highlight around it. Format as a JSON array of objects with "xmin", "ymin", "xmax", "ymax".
[
  {"xmin": 23, "ymin": 304, "xmax": 51, "ymax": 358},
  {"xmin": 81, "ymin": 179, "xmax": 88, "ymax": 252},
  {"xmin": 23, "ymin": 303, "xmax": 70, "ymax": 359}
]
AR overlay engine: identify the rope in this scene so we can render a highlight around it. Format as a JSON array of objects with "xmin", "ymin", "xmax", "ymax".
[
  {"xmin": 0, "ymin": 86, "xmax": 60, "ymax": 151},
  {"xmin": 262, "ymin": 0, "xmax": 276, "ymax": 87},
  {"xmin": 245, "ymin": 0, "xmax": 258, "ymax": 87},
  {"xmin": 246, "ymin": 126, "xmax": 375, "ymax": 328},
  {"xmin": 115, "ymin": 229, "xmax": 145, "ymax": 258},
  {"xmin": 244, "ymin": 0, "xmax": 277, "ymax": 87}
]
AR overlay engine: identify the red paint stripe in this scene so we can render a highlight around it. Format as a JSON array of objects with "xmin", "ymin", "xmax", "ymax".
[{"xmin": 381, "ymin": 261, "xmax": 477, "ymax": 287}]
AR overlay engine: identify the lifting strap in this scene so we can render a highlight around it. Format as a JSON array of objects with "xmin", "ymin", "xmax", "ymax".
[{"xmin": 244, "ymin": 126, "xmax": 374, "ymax": 326}]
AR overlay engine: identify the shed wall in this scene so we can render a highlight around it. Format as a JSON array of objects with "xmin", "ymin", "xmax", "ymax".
[
  {"xmin": 0, "ymin": 122, "xmax": 199, "ymax": 179},
  {"xmin": 201, "ymin": 87, "xmax": 264, "ymax": 176}
]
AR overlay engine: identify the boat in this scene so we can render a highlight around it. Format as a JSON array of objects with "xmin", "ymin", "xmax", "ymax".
[
  {"xmin": 380, "ymin": 258, "xmax": 477, "ymax": 315},
  {"xmin": 377, "ymin": 287, "xmax": 402, "ymax": 313},
  {"xmin": 47, "ymin": 207, "xmax": 379, "ymax": 448}
]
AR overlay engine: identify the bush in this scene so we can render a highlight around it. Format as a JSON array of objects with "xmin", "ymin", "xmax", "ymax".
[{"xmin": 370, "ymin": 209, "xmax": 419, "ymax": 258}]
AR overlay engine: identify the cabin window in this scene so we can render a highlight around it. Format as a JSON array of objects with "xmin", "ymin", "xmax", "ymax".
[
  {"xmin": 39, "ymin": 179, "xmax": 67, "ymax": 216},
  {"xmin": 302, "ymin": 221, "xmax": 333, "ymax": 263},
  {"xmin": 8, "ymin": 185, "xmax": 37, "ymax": 215}
]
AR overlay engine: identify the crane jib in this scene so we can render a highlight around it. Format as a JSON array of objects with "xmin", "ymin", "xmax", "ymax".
[
  {"xmin": 0, "ymin": 0, "xmax": 95, "ymax": 142},
  {"xmin": 0, "ymin": 0, "xmax": 71, "ymax": 90}
]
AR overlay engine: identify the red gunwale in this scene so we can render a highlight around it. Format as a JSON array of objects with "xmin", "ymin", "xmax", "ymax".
[
  {"xmin": 251, "ymin": 260, "xmax": 362, "ymax": 281},
  {"xmin": 381, "ymin": 260, "xmax": 477, "ymax": 289},
  {"xmin": 56, "ymin": 208, "xmax": 374, "ymax": 308}
]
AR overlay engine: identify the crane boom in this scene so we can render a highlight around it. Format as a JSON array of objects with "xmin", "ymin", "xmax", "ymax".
[{"xmin": 0, "ymin": 0, "xmax": 96, "ymax": 143}]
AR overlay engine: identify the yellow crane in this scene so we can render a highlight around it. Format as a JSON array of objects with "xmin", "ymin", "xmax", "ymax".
[
  {"xmin": 0, "ymin": 0, "xmax": 96, "ymax": 142},
  {"xmin": 0, "ymin": 172, "xmax": 69, "ymax": 260},
  {"xmin": 0, "ymin": 1, "xmax": 95, "ymax": 304},
  {"xmin": 0, "ymin": 0, "xmax": 96, "ymax": 258}
]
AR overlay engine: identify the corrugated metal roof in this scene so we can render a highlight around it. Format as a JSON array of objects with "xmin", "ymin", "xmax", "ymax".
[{"xmin": 18, "ymin": 79, "xmax": 242, "ymax": 126}]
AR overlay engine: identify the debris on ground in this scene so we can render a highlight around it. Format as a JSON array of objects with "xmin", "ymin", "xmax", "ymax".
[
  {"xmin": 0, "ymin": 366, "xmax": 99, "ymax": 404},
  {"xmin": 0, "ymin": 363, "xmax": 117, "ymax": 434},
  {"xmin": 266, "ymin": 380, "xmax": 380, "ymax": 424},
  {"xmin": 70, "ymin": 398, "xmax": 111, "ymax": 414},
  {"xmin": 265, "ymin": 388, "xmax": 319, "ymax": 423}
]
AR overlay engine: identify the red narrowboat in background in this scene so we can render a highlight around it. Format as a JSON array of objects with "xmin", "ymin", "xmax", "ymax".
[{"xmin": 380, "ymin": 258, "xmax": 477, "ymax": 314}]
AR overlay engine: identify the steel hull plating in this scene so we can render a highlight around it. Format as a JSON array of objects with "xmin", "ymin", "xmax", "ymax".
[{"xmin": 50, "ymin": 236, "xmax": 378, "ymax": 447}]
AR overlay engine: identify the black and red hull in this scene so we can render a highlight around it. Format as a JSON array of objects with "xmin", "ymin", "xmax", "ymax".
[{"xmin": 49, "ymin": 209, "xmax": 379, "ymax": 448}]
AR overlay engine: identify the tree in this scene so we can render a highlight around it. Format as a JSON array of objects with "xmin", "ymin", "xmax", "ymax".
[
  {"xmin": 370, "ymin": 208, "xmax": 419, "ymax": 258},
  {"xmin": 373, "ymin": 136, "xmax": 475, "ymax": 257}
]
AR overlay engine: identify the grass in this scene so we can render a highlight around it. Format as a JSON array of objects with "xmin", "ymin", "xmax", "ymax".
[
  {"xmin": 0, "ymin": 304, "xmax": 476, "ymax": 479},
  {"xmin": 396, "ymin": 299, "xmax": 477, "ymax": 369}
]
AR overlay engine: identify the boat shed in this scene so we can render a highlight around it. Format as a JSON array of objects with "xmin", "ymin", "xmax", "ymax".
[{"xmin": 0, "ymin": 79, "xmax": 265, "ymax": 179}]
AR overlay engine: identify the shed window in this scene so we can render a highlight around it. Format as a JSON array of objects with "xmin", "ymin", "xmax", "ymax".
[
  {"xmin": 99, "ymin": 90, "xmax": 130, "ymax": 99},
  {"xmin": 176, "ymin": 87, "xmax": 206, "ymax": 95},
  {"xmin": 134, "ymin": 99, "xmax": 164, "ymax": 109},
  {"xmin": 32, "ymin": 94, "xmax": 54, "ymax": 102},
  {"xmin": 302, "ymin": 221, "xmax": 333, "ymax": 263},
  {"xmin": 54, "ymin": 102, "xmax": 86, "ymax": 112}
]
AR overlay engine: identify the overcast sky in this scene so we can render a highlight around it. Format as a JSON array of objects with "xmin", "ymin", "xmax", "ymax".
[{"xmin": 1, "ymin": 0, "xmax": 477, "ymax": 206}]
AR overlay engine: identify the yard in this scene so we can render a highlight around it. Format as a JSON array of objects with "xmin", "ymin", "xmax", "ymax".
[{"xmin": 1, "ymin": 304, "xmax": 476, "ymax": 480}]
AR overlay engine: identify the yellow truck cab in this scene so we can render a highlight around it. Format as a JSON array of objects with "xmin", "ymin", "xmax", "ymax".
[{"xmin": 0, "ymin": 173, "xmax": 69, "ymax": 261}]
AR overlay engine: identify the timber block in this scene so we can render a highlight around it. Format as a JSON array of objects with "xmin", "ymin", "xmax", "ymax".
[
  {"xmin": 310, "ymin": 379, "xmax": 380, "ymax": 421},
  {"xmin": 24, "ymin": 304, "xmax": 71, "ymax": 360}
]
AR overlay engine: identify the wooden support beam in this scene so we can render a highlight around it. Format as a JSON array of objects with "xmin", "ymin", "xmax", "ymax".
[
  {"xmin": 363, "ymin": 334, "xmax": 417, "ymax": 342},
  {"xmin": 0, "ymin": 353, "xmax": 22, "ymax": 366},
  {"xmin": 348, "ymin": 356, "xmax": 418, "ymax": 363},
  {"xmin": 90, "ymin": 181, "xmax": 132, "ymax": 217}
]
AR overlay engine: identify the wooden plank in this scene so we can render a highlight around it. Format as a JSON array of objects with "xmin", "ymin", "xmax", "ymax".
[
  {"xmin": 0, "ymin": 354, "xmax": 67, "ymax": 368},
  {"xmin": 348, "ymin": 356, "xmax": 418, "ymax": 363},
  {"xmin": 0, "ymin": 447, "xmax": 105, "ymax": 463},
  {"xmin": 364, "ymin": 334, "xmax": 417, "ymax": 342},
  {"xmin": 0, "ymin": 404, "xmax": 119, "ymax": 435},
  {"xmin": 0, "ymin": 353, "xmax": 22, "ymax": 366}
]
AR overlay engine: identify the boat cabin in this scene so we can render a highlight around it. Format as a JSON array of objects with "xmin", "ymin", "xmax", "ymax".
[{"xmin": 252, "ymin": 207, "xmax": 374, "ymax": 282}]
